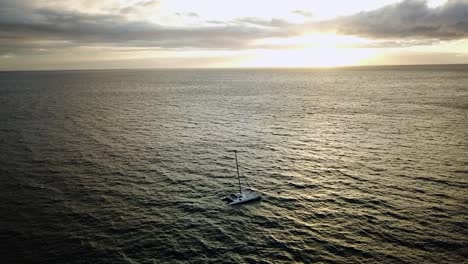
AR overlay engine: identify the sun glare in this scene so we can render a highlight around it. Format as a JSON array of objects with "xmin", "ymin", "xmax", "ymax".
[{"xmin": 243, "ymin": 33, "xmax": 377, "ymax": 67}]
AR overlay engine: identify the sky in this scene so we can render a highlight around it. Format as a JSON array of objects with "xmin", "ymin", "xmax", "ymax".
[{"xmin": 0, "ymin": 0, "xmax": 467, "ymax": 70}]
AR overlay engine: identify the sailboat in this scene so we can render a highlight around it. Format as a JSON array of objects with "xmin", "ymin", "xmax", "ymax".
[{"xmin": 222, "ymin": 150, "xmax": 262, "ymax": 205}]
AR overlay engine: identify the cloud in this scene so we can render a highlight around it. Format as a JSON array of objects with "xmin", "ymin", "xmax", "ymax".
[
  {"xmin": 174, "ymin": 12, "xmax": 199, "ymax": 17},
  {"xmin": 0, "ymin": 1, "xmax": 292, "ymax": 55},
  {"xmin": 139, "ymin": 0, "xmax": 160, "ymax": 7},
  {"xmin": 186, "ymin": 12, "xmax": 199, "ymax": 17},
  {"xmin": 205, "ymin": 20, "xmax": 226, "ymax": 25},
  {"xmin": 292, "ymin": 10, "xmax": 313, "ymax": 18},
  {"xmin": 235, "ymin": 17, "xmax": 291, "ymax": 28},
  {"xmin": 119, "ymin": 0, "xmax": 159, "ymax": 15},
  {"xmin": 321, "ymin": 0, "xmax": 468, "ymax": 40}
]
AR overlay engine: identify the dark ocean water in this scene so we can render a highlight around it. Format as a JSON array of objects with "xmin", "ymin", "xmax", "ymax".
[{"xmin": 0, "ymin": 66, "xmax": 467, "ymax": 263}]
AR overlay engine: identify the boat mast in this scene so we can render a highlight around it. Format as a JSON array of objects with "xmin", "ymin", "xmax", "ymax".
[{"xmin": 234, "ymin": 150, "xmax": 242, "ymax": 194}]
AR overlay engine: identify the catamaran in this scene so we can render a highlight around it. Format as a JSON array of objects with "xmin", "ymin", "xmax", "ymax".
[{"xmin": 222, "ymin": 150, "xmax": 261, "ymax": 205}]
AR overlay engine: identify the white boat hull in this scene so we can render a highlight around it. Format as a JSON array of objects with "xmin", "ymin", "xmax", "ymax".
[{"xmin": 223, "ymin": 189, "xmax": 261, "ymax": 205}]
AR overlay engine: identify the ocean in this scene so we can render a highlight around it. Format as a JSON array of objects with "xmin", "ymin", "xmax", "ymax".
[{"xmin": 0, "ymin": 66, "xmax": 467, "ymax": 263}]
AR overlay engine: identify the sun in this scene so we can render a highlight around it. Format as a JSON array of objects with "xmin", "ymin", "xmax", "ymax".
[{"xmin": 240, "ymin": 33, "xmax": 377, "ymax": 67}]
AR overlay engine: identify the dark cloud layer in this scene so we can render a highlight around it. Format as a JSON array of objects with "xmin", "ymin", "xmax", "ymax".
[
  {"xmin": 0, "ymin": 0, "xmax": 290, "ymax": 54},
  {"xmin": 0, "ymin": 0, "xmax": 467, "ymax": 57},
  {"xmin": 326, "ymin": 0, "xmax": 468, "ymax": 40}
]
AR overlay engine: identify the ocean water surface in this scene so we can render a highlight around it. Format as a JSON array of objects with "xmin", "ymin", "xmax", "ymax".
[{"xmin": 0, "ymin": 66, "xmax": 467, "ymax": 263}]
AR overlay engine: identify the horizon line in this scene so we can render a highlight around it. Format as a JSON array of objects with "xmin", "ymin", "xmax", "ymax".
[{"xmin": 1, "ymin": 63, "xmax": 467, "ymax": 73}]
